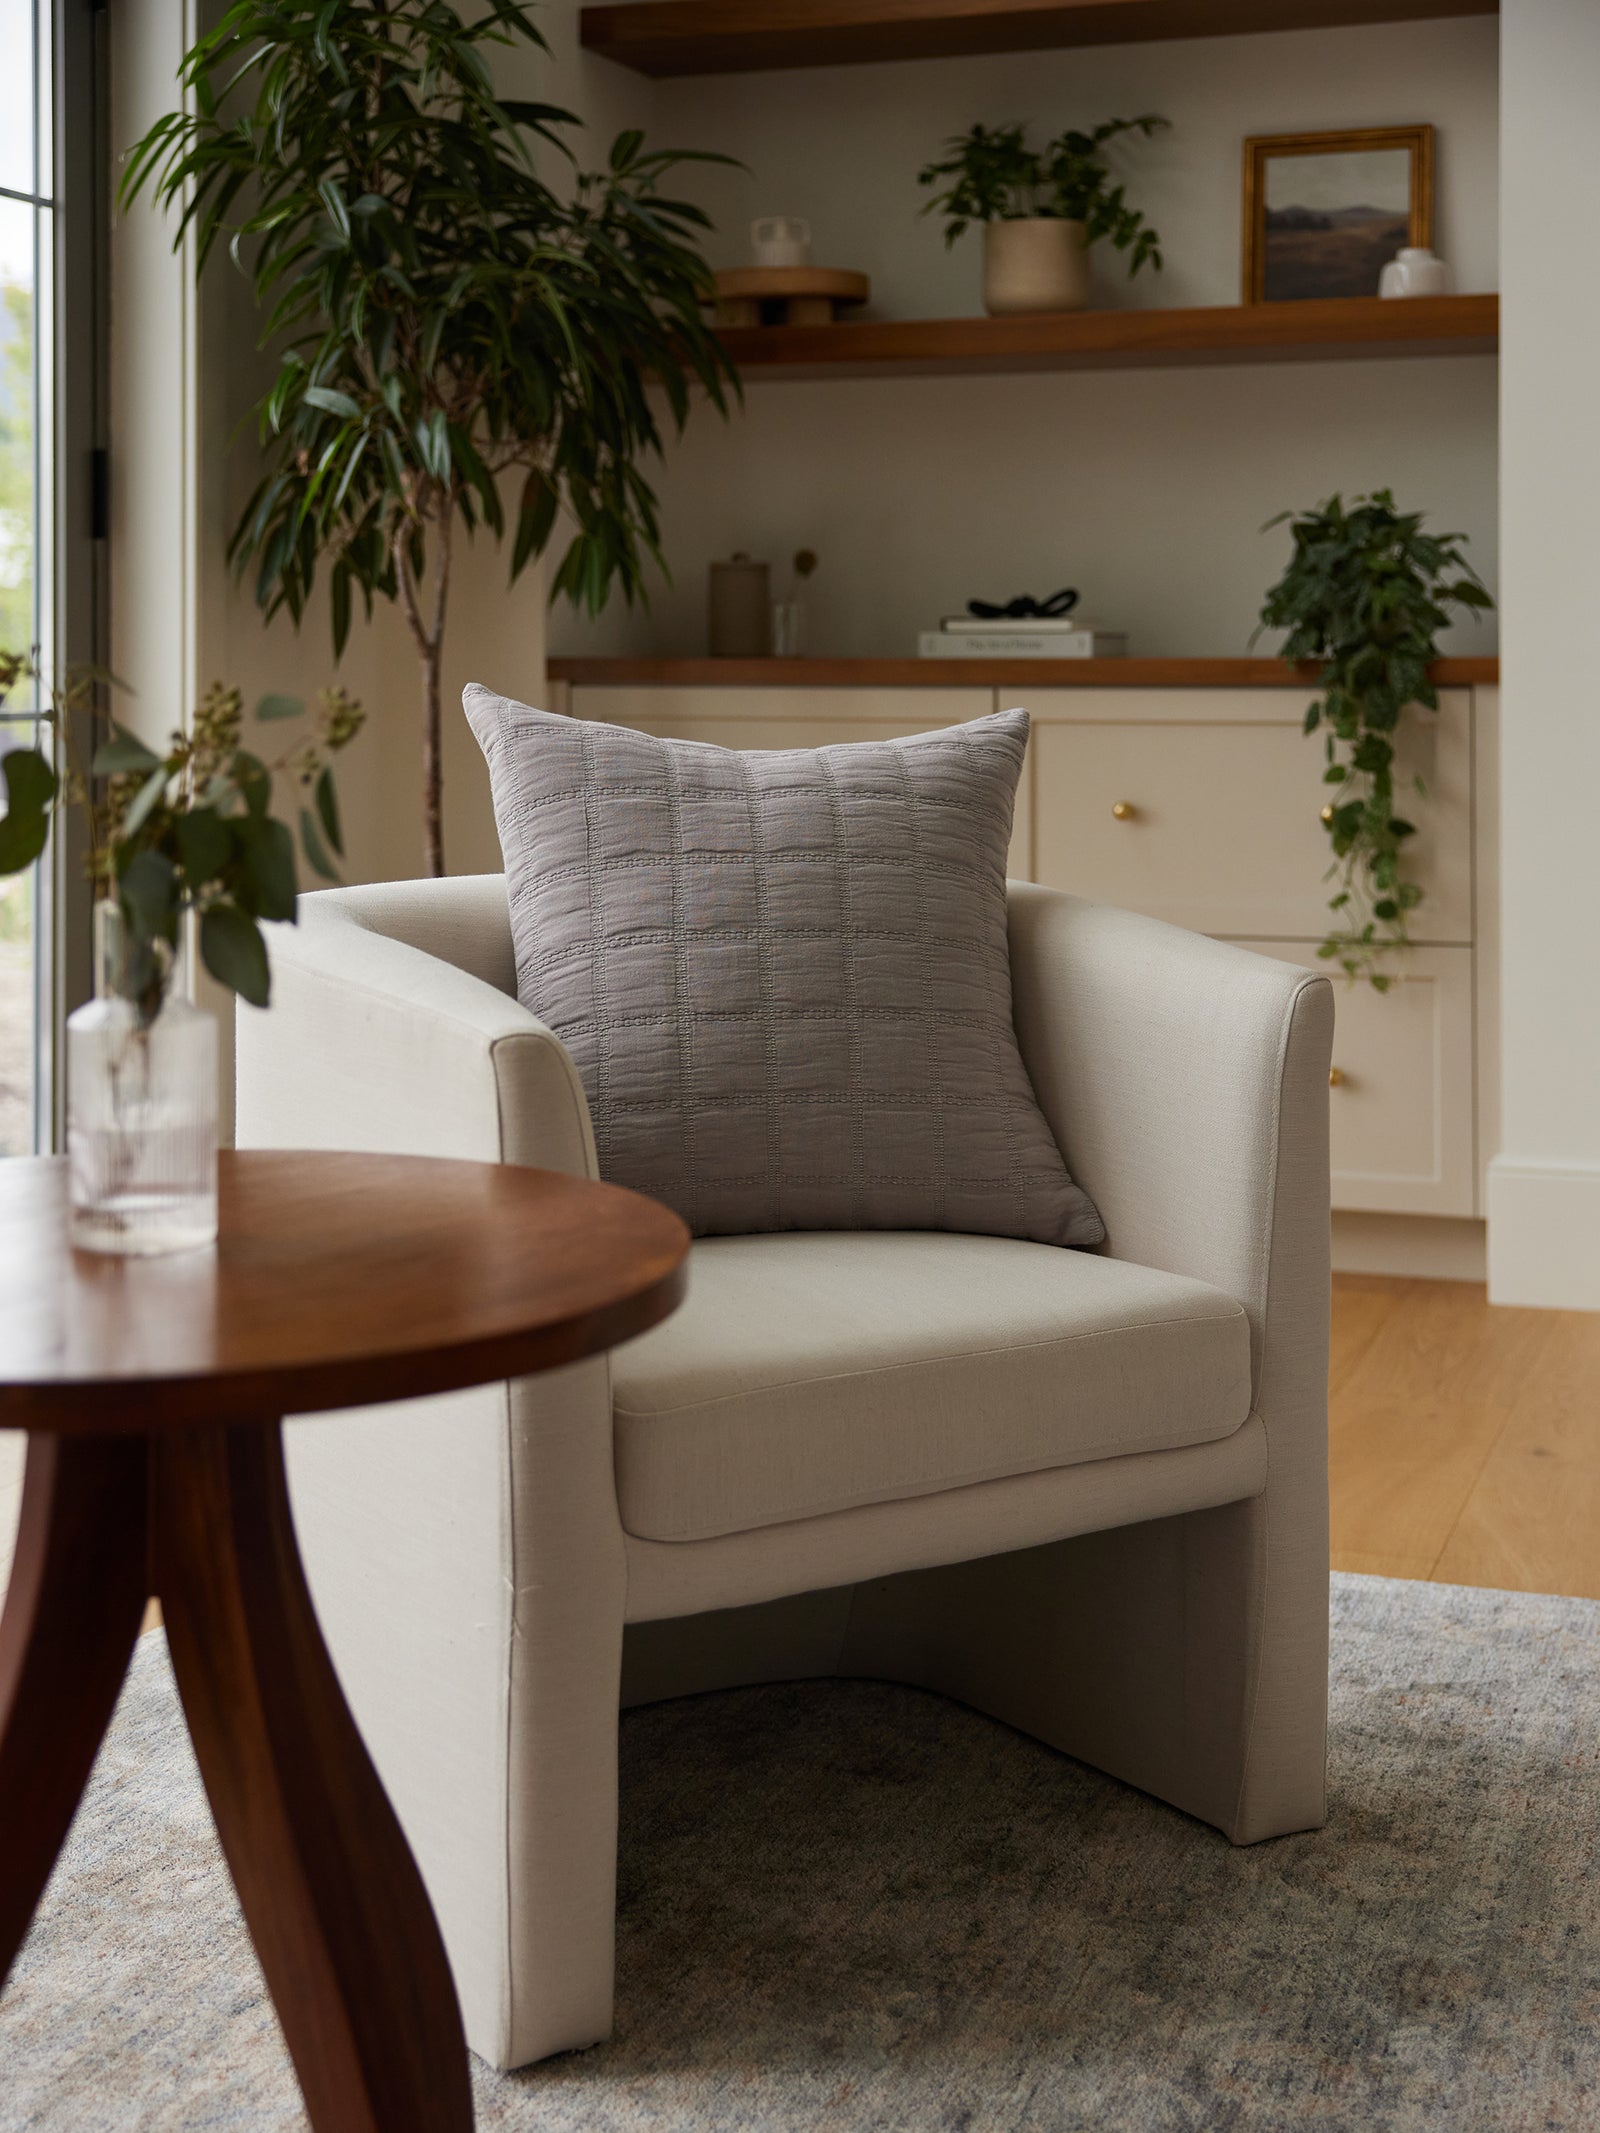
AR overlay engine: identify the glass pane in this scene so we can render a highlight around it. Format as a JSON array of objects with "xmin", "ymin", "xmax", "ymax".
[
  {"xmin": 0, "ymin": 197, "xmax": 36, "ymax": 663},
  {"xmin": 0, "ymin": 0, "xmax": 36, "ymax": 198},
  {"xmin": 0, "ymin": 830, "xmax": 31, "ymax": 1154},
  {"xmin": 0, "ymin": 164, "xmax": 41, "ymax": 1152}
]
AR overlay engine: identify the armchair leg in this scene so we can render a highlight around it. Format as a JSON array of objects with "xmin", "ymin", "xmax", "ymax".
[{"xmin": 840, "ymin": 1497, "xmax": 1328, "ymax": 1846}]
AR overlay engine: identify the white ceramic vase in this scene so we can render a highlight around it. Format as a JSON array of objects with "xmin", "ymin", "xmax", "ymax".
[{"xmin": 982, "ymin": 218, "xmax": 1089, "ymax": 316}]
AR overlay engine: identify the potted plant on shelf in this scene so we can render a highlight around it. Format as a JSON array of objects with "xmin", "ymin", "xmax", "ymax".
[
  {"xmin": 918, "ymin": 117, "xmax": 1168, "ymax": 316},
  {"xmin": 121, "ymin": 0, "xmax": 738, "ymax": 878},
  {"xmin": 0, "ymin": 658, "xmax": 362, "ymax": 1252},
  {"xmin": 1255, "ymin": 489, "xmax": 1493, "ymax": 988}
]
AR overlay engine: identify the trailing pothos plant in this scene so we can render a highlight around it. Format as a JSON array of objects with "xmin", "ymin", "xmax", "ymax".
[
  {"xmin": 1255, "ymin": 490, "xmax": 1493, "ymax": 988},
  {"xmin": 121, "ymin": 0, "xmax": 738, "ymax": 877},
  {"xmin": 0, "ymin": 655, "xmax": 363, "ymax": 1023},
  {"xmin": 918, "ymin": 116, "xmax": 1168, "ymax": 274}
]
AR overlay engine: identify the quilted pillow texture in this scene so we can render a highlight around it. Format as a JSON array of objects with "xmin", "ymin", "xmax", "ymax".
[{"xmin": 465, "ymin": 686, "xmax": 1104, "ymax": 1248}]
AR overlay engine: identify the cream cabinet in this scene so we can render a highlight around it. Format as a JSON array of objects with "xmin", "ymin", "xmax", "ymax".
[{"xmin": 559, "ymin": 679, "xmax": 1493, "ymax": 1222}]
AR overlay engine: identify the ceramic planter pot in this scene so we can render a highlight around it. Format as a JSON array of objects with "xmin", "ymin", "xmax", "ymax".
[{"xmin": 982, "ymin": 218, "xmax": 1089, "ymax": 316}]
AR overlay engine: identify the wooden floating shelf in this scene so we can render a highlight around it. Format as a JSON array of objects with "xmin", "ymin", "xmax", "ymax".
[
  {"xmin": 550, "ymin": 657, "xmax": 1500, "ymax": 689},
  {"xmin": 715, "ymin": 294, "xmax": 1498, "ymax": 381},
  {"xmin": 581, "ymin": 0, "xmax": 1498, "ymax": 78}
]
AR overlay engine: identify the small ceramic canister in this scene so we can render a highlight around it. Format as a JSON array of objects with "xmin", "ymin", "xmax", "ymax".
[
  {"xmin": 709, "ymin": 553, "xmax": 772, "ymax": 657},
  {"xmin": 751, "ymin": 216, "xmax": 812, "ymax": 268},
  {"xmin": 1379, "ymin": 247, "xmax": 1451, "ymax": 298}
]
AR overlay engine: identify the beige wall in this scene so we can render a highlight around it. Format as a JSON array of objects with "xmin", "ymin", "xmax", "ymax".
[
  {"xmin": 1488, "ymin": 0, "xmax": 1600, "ymax": 1310},
  {"xmin": 554, "ymin": 14, "xmax": 1500, "ymax": 662}
]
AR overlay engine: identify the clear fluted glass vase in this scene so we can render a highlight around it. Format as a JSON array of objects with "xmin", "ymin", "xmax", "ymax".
[{"xmin": 67, "ymin": 901, "xmax": 218, "ymax": 1255}]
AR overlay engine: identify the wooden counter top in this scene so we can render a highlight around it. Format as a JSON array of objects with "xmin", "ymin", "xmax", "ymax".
[{"xmin": 549, "ymin": 656, "xmax": 1499, "ymax": 689}]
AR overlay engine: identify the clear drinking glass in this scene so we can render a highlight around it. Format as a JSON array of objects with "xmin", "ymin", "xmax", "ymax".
[{"xmin": 67, "ymin": 901, "xmax": 218, "ymax": 1255}]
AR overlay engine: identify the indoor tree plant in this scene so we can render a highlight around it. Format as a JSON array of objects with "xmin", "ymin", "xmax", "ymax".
[
  {"xmin": 121, "ymin": 0, "xmax": 738, "ymax": 877},
  {"xmin": 918, "ymin": 116, "xmax": 1167, "ymax": 315},
  {"xmin": 0, "ymin": 656, "xmax": 362, "ymax": 1250},
  {"xmin": 1255, "ymin": 489, "xmax": 1493, "ymax": 988}
]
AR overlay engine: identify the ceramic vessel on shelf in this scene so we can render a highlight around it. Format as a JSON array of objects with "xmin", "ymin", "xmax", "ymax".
[
  {"xmin": 751, "ymin": 216, "xmax": 812, "ymax": 268},
  {"xmin": 1379, "ymin": 247, "xmax": 1451, "ymax": 298},
  {"xmin": 67, "ymin": 899, "xmax": 218, "ymax": 1255},
  {"xmin": 983, "ymin": 218, "xmax": 1089, "ymax": 316},
  {"xmin": 708, "ymin": 553, "xmax": 772, "ymax": 658}
]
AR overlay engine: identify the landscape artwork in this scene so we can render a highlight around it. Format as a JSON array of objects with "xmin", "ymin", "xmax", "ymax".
[{"xmin": 1243, "ymin": 128, "xmax": 1432, "ymax": 303}]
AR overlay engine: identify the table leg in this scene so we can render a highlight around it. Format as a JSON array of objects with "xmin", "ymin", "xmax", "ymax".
[
  {"xmin": 152, "ymin": 1421, "xmax": 473, "ymax": 2133},
  {"xmin": 0, "ymin": 1432, "xmax": 150, "ymax": 1990}
]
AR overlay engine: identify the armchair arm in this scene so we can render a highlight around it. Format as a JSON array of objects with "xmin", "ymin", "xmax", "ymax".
[
  {"xmin": 1007, "ymin": 884, "xmax": 1333, "ymax": 1400},
  {"xmin": 235, "ymin": 877, "xmax": 597, "ymax": 1178}
]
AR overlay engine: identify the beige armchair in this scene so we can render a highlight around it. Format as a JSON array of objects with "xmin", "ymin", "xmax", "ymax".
[{"xmin": 236, "ymin": 875, "xmax": 1333, "ymax": 2072}]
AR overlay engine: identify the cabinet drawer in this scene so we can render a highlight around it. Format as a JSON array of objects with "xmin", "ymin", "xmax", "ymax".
[
  {"xmin": 1022, "ymin": 691, "xmax": 1471, "ymax": 944},
  {"xmin": 569, "ymin": 685, "xmax": 1032, "ymax": 876},
  {"xmin": 1237, "ymin": 941, "xmax": 1477, "ymax": 1218}
]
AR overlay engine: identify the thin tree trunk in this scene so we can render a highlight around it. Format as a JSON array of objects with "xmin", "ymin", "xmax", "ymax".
[
  {"xmin": 395, "ymin": 509, "xmax": 453, "ymax": 879},
  {"xmin": 421, "ymin": 635, "xmax": 444, "ymax": 878}
]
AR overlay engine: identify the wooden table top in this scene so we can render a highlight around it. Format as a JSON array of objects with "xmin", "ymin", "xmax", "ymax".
[{"xmin": 0, "ymin": 1152, "xmax": 690, "ymax": 1433}]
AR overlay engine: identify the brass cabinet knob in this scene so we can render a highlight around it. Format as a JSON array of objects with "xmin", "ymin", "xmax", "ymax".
[
  {"xmin": 1329, "ymin": 1067, "xmax": 1347, "ymax": 1088},
  {"xmin": 1111, "ymin": 800, "xmax": 1137, "ymax": 822},
  {"xmin": 1320, "ymin": 804, "xmax": 1336, "ymax": 824}
]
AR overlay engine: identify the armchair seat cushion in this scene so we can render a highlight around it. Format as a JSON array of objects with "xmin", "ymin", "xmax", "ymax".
[{"xmin": 612, "ymin": 1233, "xmax": 1252, "ymax": 1542}]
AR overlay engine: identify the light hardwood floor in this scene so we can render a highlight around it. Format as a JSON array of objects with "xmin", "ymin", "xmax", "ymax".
[
  {"xmin": 1329, "ymin": 1273, "xmax": 1600, "ymax": 1597},
  {"xmin": 3, "ymin": 1274, "xmax": 1599, "ymax": 1613}
]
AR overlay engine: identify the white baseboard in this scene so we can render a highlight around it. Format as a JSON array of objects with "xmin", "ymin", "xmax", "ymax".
[
  {"xmin": 1487, "ymin": 1161, "xmax": 1600, "ymax": 1311},
  {"xmin": 1331, "ymin": 1212, "xmax": 1487, "ymax": 1282}
]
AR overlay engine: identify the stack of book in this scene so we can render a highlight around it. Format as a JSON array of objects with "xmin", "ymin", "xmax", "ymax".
[{"xmin": 918, "ymin": 614, "xmax": 1127, "ymax": 659}]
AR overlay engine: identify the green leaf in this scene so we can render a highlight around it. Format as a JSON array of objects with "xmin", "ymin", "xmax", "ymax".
[
  {"xmin": 299, "ymin": 804, "xmax": 339, "ymax": 880},
  {"xmin": 93, "ymin": 724, "xmax": 162, "ymax": 776},
  {"xmin": 0, "ymin": 747, "xmax": 58, "ymax": 873},
  {"xmin": 236, "ymin": 814, "xmax": 298, "ymax": 921},
  {"xmin": 255, "ymin": 692, "xmax": 304, "ymax": 722},
  {"xmin": 303, "ymin": 384, "xmax": 361, "ymax": 420},
  {"xmin": 119, "ymin": 847, "xmax": 180, "ymax": 943},
  {"xmin": 201, "ymin": 900, "xmax": 272, "ymax": 1008},
  {"xmin": 119, "ymin": 763, "xmax": 171, "ymax": 844},
  {"xmin": 233, "ymin": 750, "xmax": 271, "ymax": 818},
  {"xmin": 173, "ymin": 805, "xmax": 233, "ymax": 887},
  {"xmin": 314, "ymin": 765, "xmax": 342, "ymax": 857}
]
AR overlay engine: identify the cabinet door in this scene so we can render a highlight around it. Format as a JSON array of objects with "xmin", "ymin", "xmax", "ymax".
[
  {"xmin": 1236, "ymin": 941, "xmax": 1477, "ymax": 1217},
  {"xmin": 1021, "ymin": 690, "xmax": 1472, "ymax": 945},
  {"xmin": 570, "ymin": 685, "xmax": 1032, "ymax": 876}
]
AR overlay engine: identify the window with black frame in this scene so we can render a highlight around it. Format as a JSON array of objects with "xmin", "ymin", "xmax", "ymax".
[{"xmin": 0, "ymin": 0, "xmax": 99, "ymax": 1156}]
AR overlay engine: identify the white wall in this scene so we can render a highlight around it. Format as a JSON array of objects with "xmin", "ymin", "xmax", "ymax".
[
  {"xmin": 1488, "ymin": 0, "xmax": 1600, "ymax": 1310},
  {"xmin": 552, "ymin": 14, "xmax": 1501, "ymax": 661}
]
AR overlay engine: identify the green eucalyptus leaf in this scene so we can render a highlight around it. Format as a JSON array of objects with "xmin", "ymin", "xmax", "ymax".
[
  {"xmin": 118, "ymin": 763, "xmax": 172, "ymax": 844},
  {"xmin": 174, "ymin": 805, "xmax": 233, "ymax": 888},
  {"xmin": 233, "ymin": 750, "xmax": 271, "ymax": 818},
  {"xmin": 119, "ymin": 846, "xmax": 180, "ymax": 944},
  {"xmin": 201, "ymin": 899, "xmax": 272, "ymax": 1009},
  {"xmin": 236, "ymin": 813, "xmax": 298, "ymax": 921},
  {"xmin": 93, "ymin": 724, "xmax": 162, "ymax": 776},
  {"xmin": 314, "ymin": 764, "xmax": 342, "ymax": 856},
  {"xmin": 0, "ymin": 746, "xmax": 58, "ymax": 873},
  {"xmin": 299, "ymin": 804, "xmax": 339, "ymax": 881},
  {"xmin": 255, "ymin": 692, "xmax": 305, "ymax": 722}
]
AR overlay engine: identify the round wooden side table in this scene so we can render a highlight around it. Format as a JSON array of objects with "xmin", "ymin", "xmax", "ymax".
[{"xmin": 0, "ymin": 1150, "xmax": 689, "ymax": 2132}]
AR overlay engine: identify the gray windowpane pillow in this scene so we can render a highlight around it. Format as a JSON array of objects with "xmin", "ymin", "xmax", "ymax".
[{"xmin": 465, "ymin": 685, "xmax": 1103, "ymax": 1249}]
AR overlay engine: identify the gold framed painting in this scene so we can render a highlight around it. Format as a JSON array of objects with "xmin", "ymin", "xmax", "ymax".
[{"xmin": 1242, "ymin": 125, "xmax": 1434, "ymax": 303}]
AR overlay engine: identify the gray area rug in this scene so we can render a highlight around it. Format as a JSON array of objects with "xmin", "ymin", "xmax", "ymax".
[{"xmin": 3, "ymin": 1573, "xmax": 1599, "ymax": 2131}]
